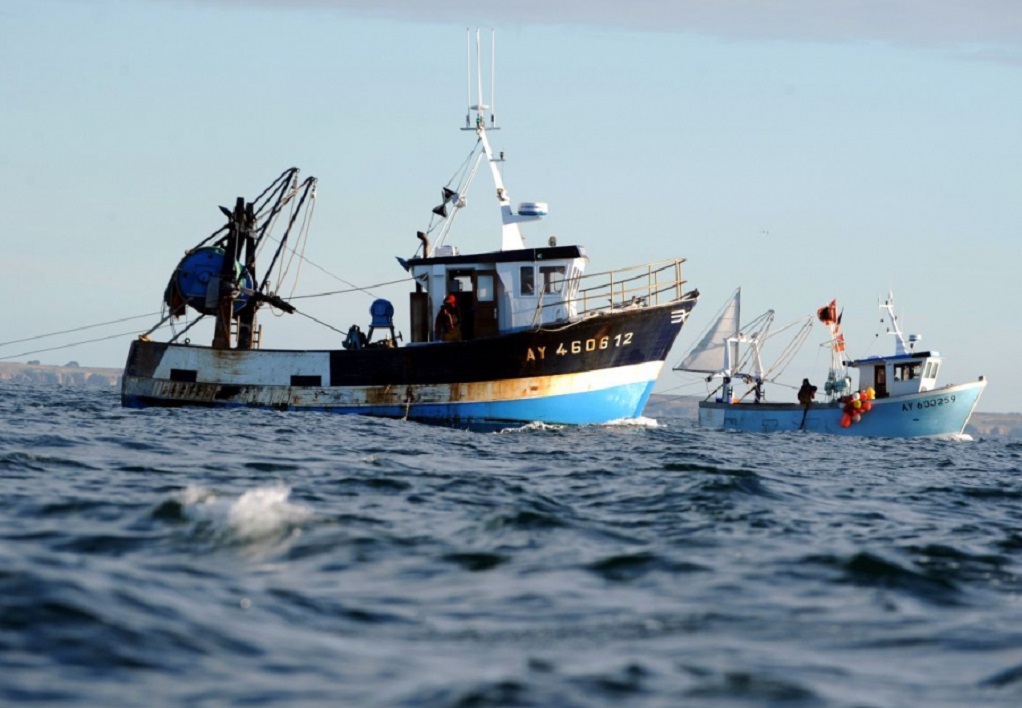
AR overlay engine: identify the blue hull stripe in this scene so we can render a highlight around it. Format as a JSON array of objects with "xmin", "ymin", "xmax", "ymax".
[
  {"xmin": 124, "ymin": 380, "xmax": 656, "ymax": 425},
  {"xmin": 341, "ymin": 380, "xmax": 656, "ymax": 425}
]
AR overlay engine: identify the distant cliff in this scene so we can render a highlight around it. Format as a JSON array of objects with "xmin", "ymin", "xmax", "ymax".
[
  {"xmin": 969, "ymin": 412, "xmax": 1022, "ymax": 439},
  {"xmin": 0, "ymin": 362, "xmax": 122, "ymax": 388}
]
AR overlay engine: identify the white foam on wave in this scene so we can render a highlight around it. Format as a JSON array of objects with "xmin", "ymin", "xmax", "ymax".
[
  {"xmin": 601, "ymin": 416, "xmax": 660, "ymax": 428},
  {"xmin": 228, "ymin": 485, "xmax": 311, "ymax": 540},
  {"xmin": 178, "ymin": 483, "xmax": 311, "ymax": 541},
  {"xmin": 497, "ymin": 416, "xmax": 660, "ymax": 433},
  {"xmin": 934, "ymin": 432, "xmax": 975, "ymax": 442},
  {"xmin": 180, "ymin": 484, "xmax": 216, "ymax": 507},
  {"xmin": 497, "ymin": 421, "xmax": 566, "ymax": 434}
]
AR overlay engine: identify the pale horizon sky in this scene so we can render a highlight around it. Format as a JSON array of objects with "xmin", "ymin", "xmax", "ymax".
[{"xmin": 2, "ymin": 0, "xmax": 1020, "ymax": 412}]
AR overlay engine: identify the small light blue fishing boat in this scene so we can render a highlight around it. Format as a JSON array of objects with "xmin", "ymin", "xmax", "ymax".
[{"xmin": 674, "ymin": 289, "xmax": 986, "ymax": 438}]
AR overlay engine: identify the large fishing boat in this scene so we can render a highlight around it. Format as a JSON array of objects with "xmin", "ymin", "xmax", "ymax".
[
  {"xmin": 121, "ymin": 33, "xmax": 699, "ymax": 426},
  {"xmin": 674, "ymin": 289, "xmax": 986, "ymax": 437}
]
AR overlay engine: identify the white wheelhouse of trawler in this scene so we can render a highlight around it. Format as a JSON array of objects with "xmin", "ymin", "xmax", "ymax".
[
  {"xmin": 402, "ymin": 29, "xmax": 592, "ymax": 341},
  {"xmin": 406, "ymin": 243, "xmax": 589, "ymax": 341}
]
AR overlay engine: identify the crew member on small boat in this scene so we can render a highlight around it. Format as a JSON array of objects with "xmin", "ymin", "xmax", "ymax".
[
  {"xmin": 797, "ymin": 378, "xmax": 817, "ymax": 405},
  {"xmin": 435, "ymin": 294, "xmax": 462, "ymax": 342}
]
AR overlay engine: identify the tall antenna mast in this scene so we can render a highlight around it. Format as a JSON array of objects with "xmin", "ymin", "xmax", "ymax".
[
  {"xmin": 465, "ymin": 29, "xmax": 472, "ymax": 128},
  {"xmin": 881, "ymin": 292, "xmax": 914, "ymax": 355},
  {"xmin": 458, "ymin": 29, "xmax": 530, "ymax": 251},
  {"xmin": 490, "ymin": 28, "xmax": 496, "ymax": 127},
  {"xmin": 464, "ymin": 28, "xmax": 494, "ymax": 130},
  {"xmin": 475, "ymin": 29, "xmax": 483, "ymax": 118}
]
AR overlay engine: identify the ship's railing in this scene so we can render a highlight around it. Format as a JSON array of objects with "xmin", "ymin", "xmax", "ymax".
[{"xmin": 547, "ymin": 258, "xmax": 688, "ymax": 318}]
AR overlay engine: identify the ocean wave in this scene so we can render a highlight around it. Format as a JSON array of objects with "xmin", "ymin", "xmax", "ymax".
[
  {"xmin": 155, "ymin": 484, "xmax": 311, "ymax": 550},
  {"xmin": 3, "ymin": 384, "xmax": 1020, "ymax": 706}
]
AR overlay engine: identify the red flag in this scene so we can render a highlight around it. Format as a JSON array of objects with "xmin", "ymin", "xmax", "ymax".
[
  {"xmin": 834, "ymin": 333, "xmax": 846, "ymax": 352},
  {"xmin": 817, "ymin": 300, "xmax": 837, "ymax": 325}
]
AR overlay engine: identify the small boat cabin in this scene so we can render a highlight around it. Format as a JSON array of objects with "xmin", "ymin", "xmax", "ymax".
[{"xmin": 847, "ymin": 350, "xmax": 942, "ymax": 399}]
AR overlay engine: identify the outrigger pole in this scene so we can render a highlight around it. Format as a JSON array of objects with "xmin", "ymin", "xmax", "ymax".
[{"xmin": 202, "ymin": 169, "xmax": 312, "ymax": 351}]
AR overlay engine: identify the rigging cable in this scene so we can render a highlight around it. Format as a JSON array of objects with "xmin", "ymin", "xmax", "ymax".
[
  {"xmin": 252, "ymin": 167, "xmax": 300, "ymax": 220},
  {"xmin": 258, "ymin": 176, "xmax": 318, "ymax": 294},
  {"xmin": 167, "ymin": 314, "xmax": 206, "ymax": 344},
  {"xmin": 186, "ymin": 169, "xmax": 297, "ymax": 255},
  {"xmin": 0, "ymin": 322, "xmax": 173, "ymax": 362},
  {"xmin": 265, "ymin": 174, "xmax": 303, "ymax": 288},
  {"xmin": 763, "ymin": 316, "xmax": 814, "ymax": 381},
  {"xmin": 0, "ymin": 312, "xmax": 162, "ymax": 350},
  {"xmin": 427, "ymin": 141, "xmax": 484, "ymax": 254},
  {"xmin": 293, "ymin": 310, "xmax": 349, "ymax": 337},
  {"xmin": 280, "ymin": 188, "xmax": 316, "ymax": 301},
  {"xmin": 289, "ymin": 276, "xmax": 416, "ymax": 300}
]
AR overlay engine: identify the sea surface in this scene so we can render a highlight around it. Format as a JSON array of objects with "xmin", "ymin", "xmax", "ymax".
[{"xmin": 2, "ymin": 384, "xmax": 1021, "ymax": 707}]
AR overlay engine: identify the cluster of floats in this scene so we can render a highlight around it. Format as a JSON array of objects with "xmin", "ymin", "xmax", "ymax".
[{"xmin": 122, "ymin": 32, "xmax": 986, "ymax": 436}]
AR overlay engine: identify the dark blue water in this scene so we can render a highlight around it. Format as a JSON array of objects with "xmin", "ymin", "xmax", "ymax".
[{"xmin": 2, "ymin": 384, "xmax": 1021, "ymax": 706}]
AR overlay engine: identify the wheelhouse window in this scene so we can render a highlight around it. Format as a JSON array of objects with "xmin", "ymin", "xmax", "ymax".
[
  {"xmin": 476, "ymin": 273, "xmax": 494, "ymax": 302},
  {"xmin": 449, "ymin": 273, "xmax": 473, "ymax": 294},
  {"xmin": 520, "ymin": 266, "xmax": 535, "ymax": 295},
  {"xmin": 923, "ymin": 361, "xmax": 939, "ymax": 379},
  {"xmin": 894, "ymin": 362, "xmax": 923, "ymax": 381},
  {"xmin": 540, "ymin": 265, "xmax": 566, "ymax": 294}
]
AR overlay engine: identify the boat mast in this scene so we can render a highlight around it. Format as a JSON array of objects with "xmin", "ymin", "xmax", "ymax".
[
  {"xmin": 880, "ymin": 292, "xmax": 913, "ymax": 355},
  {"xmin": 236, "ymin": 200, "xmax": 258, "ymax": 349},
  {"xmin": 462, "ymin": 28, "xmax": 529, "ymax": 251},
  {"xmin": 213, "ymin": 197, "xmax": 248, "ymax": 350},
  {"xmin": 675, "ymin": 288, "xmax": 779, "ymax": 402},
  {"xmin": 819, "ymin": 299, "xmax": 850, "ymax": 400}
]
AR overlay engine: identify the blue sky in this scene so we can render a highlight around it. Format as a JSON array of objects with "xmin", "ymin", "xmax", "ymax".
[{"xmin": 2, "ymin": 0, "xmax": 1019, "ymax": 412}]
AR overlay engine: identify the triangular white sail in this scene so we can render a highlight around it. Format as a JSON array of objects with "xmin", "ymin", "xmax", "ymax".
[{"xmin": 675, "ymin": 289, "xmax": 740, "ymax": 374}]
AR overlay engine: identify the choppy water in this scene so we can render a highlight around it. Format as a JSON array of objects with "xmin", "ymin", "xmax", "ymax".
[{"xmin": 2, "ymin": 384, "xmax": 1021, "ymax": 707}]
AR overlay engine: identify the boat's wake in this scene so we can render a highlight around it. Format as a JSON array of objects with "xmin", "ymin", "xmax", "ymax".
[
  {"xmin": 601, "ymin": 416, "xmax": 660, "ymax": 428},
  {"xmin": 934, "ymin": 432, "xmax": 975, "ymax": 442},
  {"xmin": 496, "ymin": 416, "xmax": 659, "ymax": 434},
  {"xmin": 497, "ymin": 421, "xmax": 566, "ymax": 434}
]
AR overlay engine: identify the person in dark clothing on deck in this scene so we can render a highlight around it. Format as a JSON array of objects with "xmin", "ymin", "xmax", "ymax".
[
  {"xmin": 434, "ymin": 294, "xmax": 461, "ymax": 342},
  {"xmin": 797, "ymin": 378, "xmax": 817, "ymax": 405},
  {"xmin": 797, "ymin": 378, "xmax": 817, "ymax": 431}
]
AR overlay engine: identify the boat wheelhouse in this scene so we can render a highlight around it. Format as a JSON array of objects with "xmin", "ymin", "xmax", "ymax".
[{"xmin": 404, "ymin": 241, "xmax": 589, "ymax": 342}]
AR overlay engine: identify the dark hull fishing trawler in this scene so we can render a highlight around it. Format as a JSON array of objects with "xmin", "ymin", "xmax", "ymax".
[{"xmin": 121, "ymin": 32, "xmax": 699, "ymax": 427}]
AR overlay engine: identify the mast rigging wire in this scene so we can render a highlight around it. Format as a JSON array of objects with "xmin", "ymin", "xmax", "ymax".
[
  {"xmin": 289, "ymin": 276, "xmax": 416, "ymax": 300},
  {"xmin": 0, "ymin": 312, "xmax": 162, "ymax": 349},
  {"xmin": 0, "ymin": 323, "xmax": 172, "ymax": 362}
]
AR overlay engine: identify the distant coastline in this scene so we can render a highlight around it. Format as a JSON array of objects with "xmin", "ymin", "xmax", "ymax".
[
  {"xmin": 0, "ymin": 361, "xmax": 122, "ymax": 388},
  {"xmin": 644, "ymin": 394, "xmax": 1022, "ymax": 440}
]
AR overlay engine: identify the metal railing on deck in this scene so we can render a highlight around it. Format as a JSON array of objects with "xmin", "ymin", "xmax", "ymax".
[{"xmin": 553, "ymin": 258, "xmax": 688, "ymax": 318}]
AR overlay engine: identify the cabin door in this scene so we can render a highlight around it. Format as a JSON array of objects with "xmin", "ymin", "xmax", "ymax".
[
  {"xmin": 473, "ymin": 271, "xmax": 498, "ymax": 338},
  {"xmin": 874, "ymin": 364, "xmax": 888, "ymax": 398}
]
